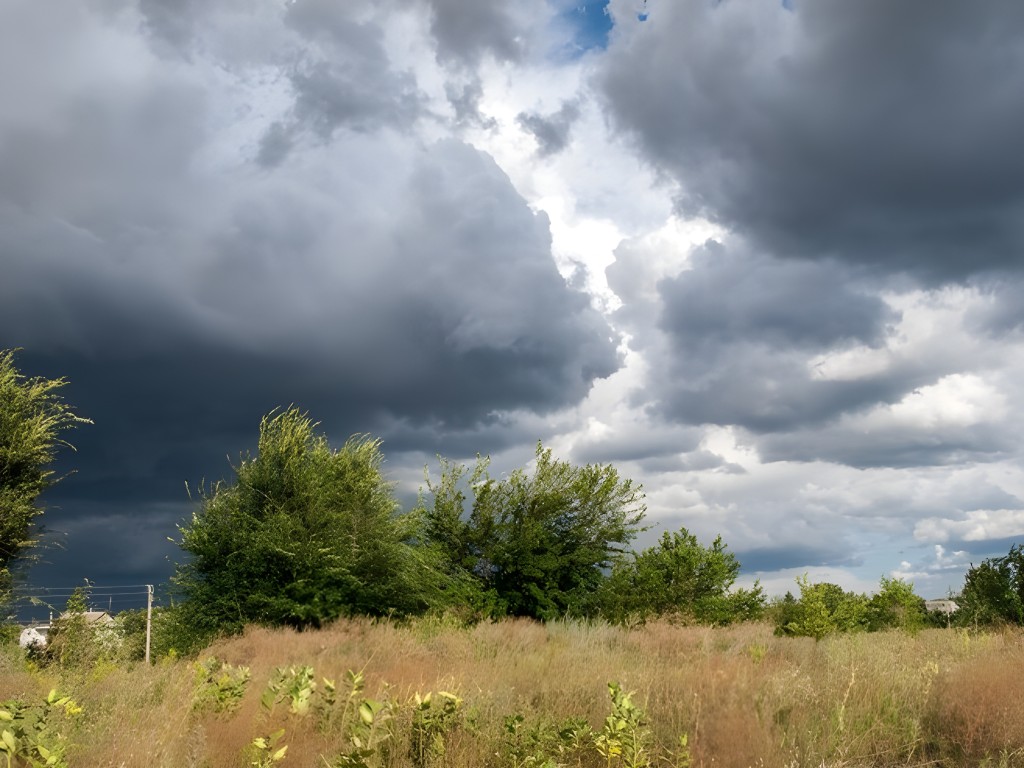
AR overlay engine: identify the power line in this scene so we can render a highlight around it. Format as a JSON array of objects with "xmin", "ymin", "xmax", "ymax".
[{"xmin": 12, "ymin": 584, "xmax": 155, "ymax": 592}]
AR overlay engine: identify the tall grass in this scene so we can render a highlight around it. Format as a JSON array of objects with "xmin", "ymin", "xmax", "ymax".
[{"xmin": 4, "ymin": 619, "xmax": 1024, "ymax": 767}]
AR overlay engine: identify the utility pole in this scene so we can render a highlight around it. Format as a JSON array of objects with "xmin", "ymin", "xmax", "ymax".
[{"xmin": 145, "ymin": 584, "xmax": 153, "ymax": 665}]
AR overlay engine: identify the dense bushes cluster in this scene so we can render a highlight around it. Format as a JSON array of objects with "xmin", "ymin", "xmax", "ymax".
[
  {"xmin": 4, "ymin": 348, "xmax": 1023, "ymax": 658},
  {"xmin": 170, "ymin": 408, "xmax": 767, "ymax": 649},
  {"xmin": 771, "ymin": 575, "xmax": 930, "ymax": 638}
]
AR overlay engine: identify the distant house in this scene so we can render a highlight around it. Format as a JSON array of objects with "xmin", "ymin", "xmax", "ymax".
[
  {"xmin": 18, "ymin": 625, "xmax": 49, "ymax": 649},
  {"xmin": 64, "ymin": 610, "xmax": 115, "ymax": 627},
  {"xmin": 925, "ymin": 599, "xmax": 958, "ymax": 614}
]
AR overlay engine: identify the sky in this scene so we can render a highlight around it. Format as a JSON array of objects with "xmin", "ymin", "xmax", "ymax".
[{"xmin": 5, "ymin": 0, "xmax": 1024, "ymax": 616}]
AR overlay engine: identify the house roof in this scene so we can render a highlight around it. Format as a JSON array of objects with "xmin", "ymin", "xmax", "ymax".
[{"xmin": 59, "ymin": 610, "xmax": 115, "ymax": 625}]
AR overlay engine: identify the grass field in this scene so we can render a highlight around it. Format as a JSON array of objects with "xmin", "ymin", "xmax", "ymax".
[{"xmin": 3, "ymin": 618, "xmax": 1024, "ymax": 767}]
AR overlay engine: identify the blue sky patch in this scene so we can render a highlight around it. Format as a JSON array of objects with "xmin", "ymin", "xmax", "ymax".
[{"xmin": 561, "ymin": 0, "xmax": 613, "ymax": 54}]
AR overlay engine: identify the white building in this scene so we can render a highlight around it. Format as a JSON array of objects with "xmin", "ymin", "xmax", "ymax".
[
  {"xmin": 18, "ymin": 625, "xmax": 49, "ymax": 649},
  {"xmin": 925, "ymin": 599, "xmax": 958, "ymax": 614}
]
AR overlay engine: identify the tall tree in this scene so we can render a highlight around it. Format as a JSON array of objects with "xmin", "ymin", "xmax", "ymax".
[
  {"xmin": 421, "ymin": 443, "xmax": 646, "ymax": 620},
  {"xmin": 174, "ymin": 408, "xmax": 448, "ymax": 641},
  {"xmin": 0, "ymin": 349, "xmax": 90, "ymax": 601},
  {"xmin": 956, "ymin": 544, "xmax": 1024, "ymax": 626}
]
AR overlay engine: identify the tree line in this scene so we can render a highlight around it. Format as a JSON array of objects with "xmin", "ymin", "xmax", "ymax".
[{"xmin": 3, "ymin": 349, "xmax": 1023, "ymax": 658}]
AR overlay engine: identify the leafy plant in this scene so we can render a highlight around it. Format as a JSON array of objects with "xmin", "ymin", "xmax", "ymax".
[
  {"xmin": 330, "ymin": 690, "xmax": 395, "ymax": 768},
  {"xmin": 0, "ymin": 689, "xmax": 82, "ymax": 768},
  {"xmin": 249, "ymin": 728, "xmax": 287, "ymax": 768},
  {"xmin": 503, "ymin": 713, "xmax": 592, "ymax": 768},
  {"xmin": 409, "ymin": 690, "xmax": 463, "ymax": 768},
  {"xmin": 595, "ymin": 682, "xmax": 651, "ymax": 768},
  {"xmin": 193, "ymin": 657, "xmax": 251, "ymax": 713},
  {"xmin": 262, "ymin": 665, "xmax": 317, "ymax": 716}
]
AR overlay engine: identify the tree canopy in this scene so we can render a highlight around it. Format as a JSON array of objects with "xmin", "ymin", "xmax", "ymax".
[
  {"xmin": 173, "ymin": 408, "xmax": 449, "ymax": 642},
  {"xmin": 0, "ymin": 349, "xmax": 90, "ymax": 601},
  {"xmin": 420, "ymin": 444, "xmax": 647, "ymax": 620},
  {"xmin": 956, "ymin": 543, "xmax": 1024, "ymax": 626},
  {"xmin": 596, "ymin": 527, "xmax": 765, "ymax": 625}
]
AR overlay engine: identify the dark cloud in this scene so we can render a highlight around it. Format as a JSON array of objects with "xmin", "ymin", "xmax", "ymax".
[
  {"xmin": 658, "ymin": 241, "xmax": 891, "ymax": 353},
  {"xmin": 736, "ymin": 544, "xmax": 861, "ymax": 574},
  {"xmin": 940, "ymin": 536, "xmax": 1024, "ymax": 561},
  {"xmin": 0, "ymin": 1, "xmax": 619, "ymax": 589},
  {"xmin": 760, "ymin": 421, "xmax": 1013, "ymax": 468},
  {"xmin": 619, "ymin": 240, "xmax": 906, "ymax": 433},
  {"xmin": 517, "ymin": 100, "xmax": 581, "ymax": 156},
  {"xmin": 600, "ymin": 0, "xmax": 1024, "ymax": 281}
]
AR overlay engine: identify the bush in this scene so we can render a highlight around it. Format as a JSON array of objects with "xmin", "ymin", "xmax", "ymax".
[
  {"xmin": 776, "ymin": 576, "xmax": 868, "ymax": 638},
  {"xmin": 955, "ymin": 543, "xmax": 1024, "ymax": 626},
  {"xmin": 174, "ymin": 408, "xmax": 452, "ymax": 640},
  {"xmin": 596, "ymin": 527, "xmax": 765, "ymax": 625}
]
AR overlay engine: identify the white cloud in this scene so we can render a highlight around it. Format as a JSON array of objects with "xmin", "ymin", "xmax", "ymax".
[{"xmin": 915, "ymin": 509, "xmax": 1024, "ymax": 544}]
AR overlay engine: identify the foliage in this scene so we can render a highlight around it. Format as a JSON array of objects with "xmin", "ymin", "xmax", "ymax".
[
  {"xmin": 329, "ymin": 676, "xmax": 395, "ymax": 768},
  {"xmin": 248, "ymin": 729, "xmax": 287, "ymax": 768},
  {"xmin": 0, "ymin": 350, "xmax": 90, "ymax": 603},
  {"xmin": 595, "ymin": 682, "xmax": 652, "ymax": 768},
  {"xmin": 420, "ymin": 443, "xmax": 646, "ymax": 620},
  {"xmin": 956, "ymin": 544, "xmax": 1024, "ymax": 626},
  {"xmin": 174, "ymin": 408, "xmax": 450, "ymax": 638},
  {"xmin": 502, "ymin": 713, "xmax": 592, "ymax": 768},
  {"xmin": 776, "ymin": 576, "xmax": 868, "ymax": 639},
  {"xmin": 193, "ymin": 657, "xmax": 251, "ymax": 713},
  {"xmin": 865, "ymin": 576, "xmax": 927, "ymax": 633},
  {"xmin": 596, "ymin": 527, "xmax": 765, "ymax": 625},
  {"xmin": 409, "ymin": 690, "xmax": 464, "ymax": 768},
  {"xmin": 261, "ymin": 666, "xmax": 398, "ymax": 767},
  {"xmin": 261, "ymin": 665, "xmax": 317, "ymax": 717},
  {"xmin": 43, "ymin": 584, "xmax": 119, "ymax": 670},
  {"xmin": 0, "ymin": 689, "xmax": 82, "ymax": 768},
  {"xmin": 114, "ymin": 603, "xmax": 210, "ymax": 660}
]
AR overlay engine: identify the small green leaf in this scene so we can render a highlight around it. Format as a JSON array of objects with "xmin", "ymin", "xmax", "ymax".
[
  {"xmin": 358, "ymin": 702, "xmax": 374, "ymax": 724},
  {"xmin": 260, "ymin": 690, "xmax": 276, "ymax": 712}
]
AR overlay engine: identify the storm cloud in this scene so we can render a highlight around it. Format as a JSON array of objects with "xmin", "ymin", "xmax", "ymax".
[
  {"xmin": 600, "ymin": 0, "xmax": 1024, "ymax": 281},
  {"xmin": 5, "ymin": 0, "xmax": 1024, "ymax": 604},
  {"xmin": 0, "ymin": 0, "xmax": 618, "ymax": 590}
]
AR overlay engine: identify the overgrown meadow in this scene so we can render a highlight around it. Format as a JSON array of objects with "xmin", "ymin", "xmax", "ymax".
[{"xmin": 3, "ymin": 618, "xmax": 1024, "ymax": 768}]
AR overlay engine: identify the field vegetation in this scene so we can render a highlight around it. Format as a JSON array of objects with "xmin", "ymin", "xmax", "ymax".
[
  {"xmin": 5, "ymin": 350, "xmax": 1024, "ymax": 766},
  {"xmin": 3, "ymin": 617, "xmax": 1024, "ymax": 767}
]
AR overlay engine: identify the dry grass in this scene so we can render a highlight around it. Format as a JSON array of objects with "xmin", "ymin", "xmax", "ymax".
[{"xmin": 6, "ymin": 619, "xmax": 1024, "ymax": 767}]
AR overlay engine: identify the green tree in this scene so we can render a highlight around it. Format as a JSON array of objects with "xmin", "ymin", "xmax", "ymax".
[
  {"xmin": 956, "ymin": 543, "xmax": 1024, "ymax": 626},
  {"xmin": 865, "ymin": 576, "xmax": 926, "ymax": 633},
  {"xmin": 174, "ymin": 408, "xmax": 448, "ymax": 643},
  {"xmin": 777, "ymin": 576, "xmax": 868, "ymax": 639},
  {"xmin": 420, "ymin": 443, "xmax": 646, "ymax": 620},
  {"xmin": 0, "ymin": 349, "xmax": 90, "ymax": 601},
  {"xmin": 597, "ymin": 527, "xmax": 765, "ymax": 625}
]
